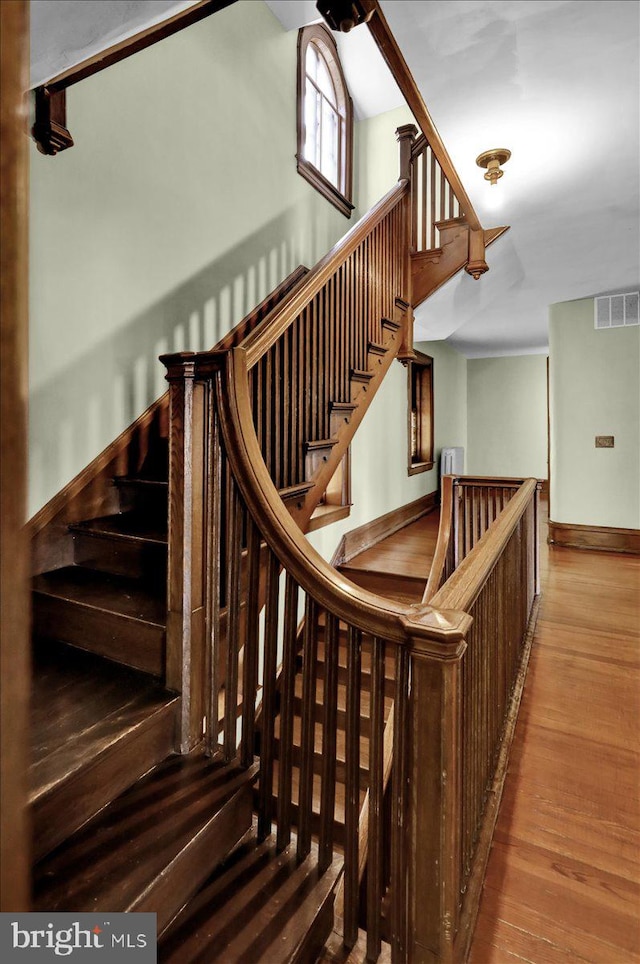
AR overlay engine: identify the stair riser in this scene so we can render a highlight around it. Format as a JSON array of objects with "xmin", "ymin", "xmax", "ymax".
[
  {"xmin": 314, "ymin": 661, "xmax": 396, "ymax": 698},
  {"xmin": 116, "ymin": 483, "xmax": 168, "ymax": 519},
  {"xmin": 32, "ymin": 702, "xmax": 177, "ymax": 862},
  {"xmin": 73, "ymin": 531, "xmax": 167, "ymax": 583},
  {"xmin": 293, "ymin": 697, "xmax": 374, "ymax": 738},
  {"xmin": 341, "ymin": 567, "xmax": 425, "ymax": 602},
  {"xmin": 33, "ymin": 594, "xmax": 165, "ymax": 676}
]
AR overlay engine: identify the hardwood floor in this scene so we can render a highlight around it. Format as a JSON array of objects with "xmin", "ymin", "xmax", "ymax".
[
  {"xmin": 469, "ymin": 506, "xmax": 640, "ymax": 963},
  {"xmin": 335, "ymin": 501, "xmax": 639, "ymax": 962}
]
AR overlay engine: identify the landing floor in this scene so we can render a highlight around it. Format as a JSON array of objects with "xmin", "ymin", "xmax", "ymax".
[{"xmin": 470, "ymin": 509, "xmax": 640, "ymax": 963}]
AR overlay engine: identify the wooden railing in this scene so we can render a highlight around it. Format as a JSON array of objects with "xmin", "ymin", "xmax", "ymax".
[
  {"xmin": 411, "ymin": 134, "xmax": 462, "ymax": 253},
  {"xmin": 242, "ymin": 181, "xmax": 409, "ymax": 496},
  {"xmin": 162, "ymin": 332, "xmax": 540, "ymax": 961},
  {"xmin": 424, "ymin": 475, "xmax": 536, "ymax": 603}
]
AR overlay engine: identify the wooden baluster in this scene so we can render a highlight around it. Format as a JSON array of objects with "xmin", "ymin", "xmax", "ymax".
[
  {"xmin": 277, "ymin": 574, "xmax": 299, "ymax": 851},
  {"xmin": 343, "ymin": 624, "xmax": 362, "ymax": 948},
  {"xmin": 206, "ymin": 398, "xmax": 223, "ymax": 757},
  {"xmin": 297, "ymin": 596, "xmax": 319, "ymax": 860},
  {"xmin": 297, "ymin": 314, "xmax": 305, "ymax": 485},
  {"xmin": 319, "ymin": 612, "xmax": 339, "ymax": 872},
  {"xmin": 430, "ymin": 150, "xmax": 437, "ymax": 249},
  {"xmin": 366, "ymin": 636, "xmax": 385, "ymax": 962},
  {"xmin": 391, "ymin": 645, "xmax": 410, "ymax": 962},
  {"xmin": 421, "ymin": 148, "xmax": 428, "ymax": 251},
  {"xmin": 310, "ymin": 296, "xmax": 318, "ymax": 447},
  {"xmin": 223, "ymin": 479, "xmax": 242, "ymax": 762},
  {"xmin": 258, "ymin": 550, "xmax": 280, "ymax": 841},
  {"xmin": 440, "ymin": 166, "xmax": 446, "ymax": 222},
  {"xmin": 240, "ymin": 514, "xmax": 261, "ymax": 767}
]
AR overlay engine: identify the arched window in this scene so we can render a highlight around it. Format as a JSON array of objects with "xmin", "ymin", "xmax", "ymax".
[{"xmin": 297, "ymin": 24, "xmax": 354, "ymax": 218}]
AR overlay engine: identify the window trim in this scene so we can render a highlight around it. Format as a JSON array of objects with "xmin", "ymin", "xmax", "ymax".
[
  {"xmin": 296, "ymin": 24, "xmax": 354, "ymax": 218},
  {"xmin": 407, "ymin": 351, "xmax": 435, "ymax": 476}
]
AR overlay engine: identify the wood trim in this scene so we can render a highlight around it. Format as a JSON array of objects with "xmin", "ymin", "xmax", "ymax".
[
  {"xmin": 0, "ymin": 0, "xmax": 31, "ymax": 912},
  {"xmin": 242, "ymin": 180, "xmax": 408, "ymax": 369},
  {"xmin": 406, "ymin": 350, "xmax": 434, "ymax": 476},
  {"xmin": 306, "ymin": 503, "xmax": 351, "ymax": 532},
  {"xmin": 330, "ymin": 491, "xmax": 438, "ymax": 567},
  {"xmin": 365, "ymin": 2, "xmax": 482, "ymax": 233},
  {"xmin": 42, "ymin": 0, "xmax": 236, "ymax": 93},
  {"xmin": 548, "ymin": 520, "xmax": 640, "ymax": 555},
  {"xmin": 296, "ymin": 23, "xmax": 354, "ymax": 218}
]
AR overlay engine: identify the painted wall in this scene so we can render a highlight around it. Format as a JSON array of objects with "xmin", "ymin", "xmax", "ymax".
[
  {"xmin": 466, "ymin": 355, "xmax": 548, "ymax": 479},
  {"xmin": 354, "ymin": 104, "xmax": 415, "ymax": 214},
  {"xmin": 308, "ymin": 340, "xmax": 467, "ymax": 561},
  {"xmin": 549, "ymin": 297, "xmax": 640, "ymax": 529},
  {"xmin": 29, "ymin": 1, "xmax": 357, "ymax": 516}
]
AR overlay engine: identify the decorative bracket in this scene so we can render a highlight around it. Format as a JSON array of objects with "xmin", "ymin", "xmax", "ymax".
[
  {"xmin": 316, "ymin": 0, "xmax": 376, "ymax": 32},
  {"xmin": 32, "ymin": 87, "xmax": 74, "ymax": 156}
]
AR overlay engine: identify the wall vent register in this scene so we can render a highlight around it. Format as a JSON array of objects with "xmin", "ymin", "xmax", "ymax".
[{"xmin": 594, "ymin": 291, "xmax": 639, "ymax": 329}]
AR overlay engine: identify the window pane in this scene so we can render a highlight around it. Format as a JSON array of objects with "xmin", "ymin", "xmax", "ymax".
[
  {"xmin": 305, "ymin": 43, "xmax": 318, "ymax": 83},
  {"xmin": 314, "ymin": 47, "xmax": 336, "ymax": 106},
  {"xmin": 304, "ymin": 79, "xmax": 318, "ymax": 164},
  {"xmin": 321, "ymin": 100, "xmax": 339, "ymax": 186}
]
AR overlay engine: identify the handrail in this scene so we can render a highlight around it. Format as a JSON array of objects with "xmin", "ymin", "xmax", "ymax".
[
  {"xmin": 430, "ymin": 478, "xmax": 537, "ymax": 613},
  {"xmin": 423, "ymin": 474, "xmax": 455, "ymax": 603},
  {"xmin": 365, "ymin": 2, "xmax": 482, "ymax": 233},
  {"xmin": 242, "ymin": 179, "xmax": 409, "ymax": 369},
  {"xmin": 212, "ymin": 345, "xmax": 459, "ymax": 645}
]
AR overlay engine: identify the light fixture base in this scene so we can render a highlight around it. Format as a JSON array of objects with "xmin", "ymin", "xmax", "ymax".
[{"xmin": 476, "ymin": 148, "xmax": 511, "ymax": 185}]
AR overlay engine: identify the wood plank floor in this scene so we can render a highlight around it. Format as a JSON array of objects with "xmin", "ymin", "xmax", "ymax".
[
  {"xmin": 469, "ymin": 504, "xmax": 640, "ymax": 963},
  {"xmin": 341, "ymin": 511, "xmax": 440, "ymax": 579}
]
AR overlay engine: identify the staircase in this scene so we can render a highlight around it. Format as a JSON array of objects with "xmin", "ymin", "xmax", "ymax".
[{"xmin": 26, "ymin": 101, "xmax": 514, "ymax": 960}]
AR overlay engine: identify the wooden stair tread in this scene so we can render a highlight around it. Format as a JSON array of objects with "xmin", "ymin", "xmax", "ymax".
[
  {"xmin": 70, "ymin": 511, "xmax": 167, "ymax": 544},
  {"xmin": 34, "ymin": 753, "xmax": 259, "ymax": 926},
  {"xmin": 114, "ymin": 476, "xmax": 168, "ymax": 489},
  {"xmin": 160, "ymin": 832, "xmax": 342, "ymax": 963},
  {"xmin": 293, "ymin": 674, "xmax": 393, "ymax": 724},
  {"xmin": 339, "ymin": 563, "xmax": 426, "ymax": 589},
  {"xmin": 314, "ymin": 638, "xmax": 396, "ymax": 681},
  {"xmin": 33, "ymin": 566, "xmax": 166, "ymax": 626},
  {"xmin": 30, "ymin": 638, "xmax": 175, "ymax": 800},
  {"xmin": 269, "ymin": 759, "xmax": 366, "ymax": 829}
]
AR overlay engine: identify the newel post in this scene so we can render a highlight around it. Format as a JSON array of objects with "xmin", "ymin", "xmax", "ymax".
[
  {"xmin": 402, "ymin": 608, "xmax": 472, "ymax": 963},
  {"xmin": 161, "ymin": 352, "xmax": 209, "ymax": 753},
  {"xmin": 396, "ymin": 123, "xmax": 418, "ymax": 363}
]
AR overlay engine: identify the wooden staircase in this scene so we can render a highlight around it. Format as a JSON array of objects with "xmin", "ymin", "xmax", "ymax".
[{"xmin": 25, "ymin": 87, "xmax": 510, "ymax": 960}]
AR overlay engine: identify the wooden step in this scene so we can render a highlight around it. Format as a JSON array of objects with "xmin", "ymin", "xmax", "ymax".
[
  {"xmin": 349, "ymin": 369, "xmax": 374, "ymax": 403},
  {"xmin": 273, "ymin": 715, "xmax": 371, "ymax": 787},
  {"xmin": 339, "ymin": 564, "xmax": 426, "ymax": 604},
  {"xmin": 71, "ymin": 511, "xmax": 167, "ymax": 580},
  {"xmin": 160, "ymin": 831, "xmax": 342, "ymax": 963},
  {"xmin": 30, "ymin": 638, "xmax": 178, "ymax": 861},
  {"xmin": 305, "ymin": 438, "xmax": 338, "ymax": 479},
  {"xmin": 279, "ymin": 481, "xmax": 315, "ymax": 510},
  {"xmin": 33, "ymin": 566, "xmax": 166, "ymax": 675},
  {"xmin": 293, "ymin": 675, "xmax": 393, "ymax": 737},
  {"xmin": 329, "ymin": 401, "xmax": 358, "ymax": 436},
  {"xmin": 33, "ymin": 753, "xmax": 259, "ymax": 934}
]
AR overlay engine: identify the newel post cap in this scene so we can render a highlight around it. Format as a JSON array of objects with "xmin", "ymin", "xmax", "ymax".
[{"xmin": 401, "ymin": 604, "xmax": 472, "ymax": 660}]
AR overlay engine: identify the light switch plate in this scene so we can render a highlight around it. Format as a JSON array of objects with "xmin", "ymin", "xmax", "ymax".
[{"xmin": 595, "ymin": 436, "xmax": 614, "ymax": 448}]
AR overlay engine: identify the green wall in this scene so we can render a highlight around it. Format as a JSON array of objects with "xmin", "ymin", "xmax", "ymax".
[
  {"xmin": 29, "ymin": 1, "xmax": 362, "ymax": 516},
  {"xmin": 354, "ymin": 104, "xmax": 415, "ymax": 214},
  {"xmin": 467, "ymin": 354, "xmax": 548, "ymax": 479},
  {"xmin": 549, "ymin": 297, "xmax": 640, "ymax": 529}
]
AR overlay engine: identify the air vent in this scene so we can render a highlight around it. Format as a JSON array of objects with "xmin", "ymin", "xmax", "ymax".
[{"xmin": 594, "ymin": 291, "xmax": 639, "ymax": 329}]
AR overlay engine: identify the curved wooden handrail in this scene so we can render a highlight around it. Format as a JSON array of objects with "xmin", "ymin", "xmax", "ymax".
[
  {"xmin": 423, "ymin": 474, "xmax": 455, "ymax": 604},
  {"xmin": 205, "ymin": 346, "xmax": 463, "ymax": 647},
  {"xmin": 430, "ymin": 478, "xmax": 537, "ymax": 614},
  {"xmin": 365, "ymin": 2, "xmax": 482, "ymax": 233},
  {"xmin": 242, "ymin": 179, "xmax": 409, "ymax": 370}
]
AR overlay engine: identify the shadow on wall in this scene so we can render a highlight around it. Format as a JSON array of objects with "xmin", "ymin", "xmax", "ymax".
[{"xmin": 29, "ymin": 199, "xmax": 341, "ymax": 516}]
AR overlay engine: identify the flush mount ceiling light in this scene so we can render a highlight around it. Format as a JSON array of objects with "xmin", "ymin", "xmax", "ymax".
[{"xmin": 476, "ymin": 148, "xmax": 511, "ymax": 185}]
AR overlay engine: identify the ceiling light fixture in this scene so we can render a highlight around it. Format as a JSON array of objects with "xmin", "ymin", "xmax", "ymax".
[{"xmin": 476, "ymin": 148, "xmax": 511, "ymax": 185}]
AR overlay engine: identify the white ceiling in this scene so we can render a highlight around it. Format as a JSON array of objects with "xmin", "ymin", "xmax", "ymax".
[{"xmin": 31, "ymin": 0, "xmax": 640, "ymax": 357}]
